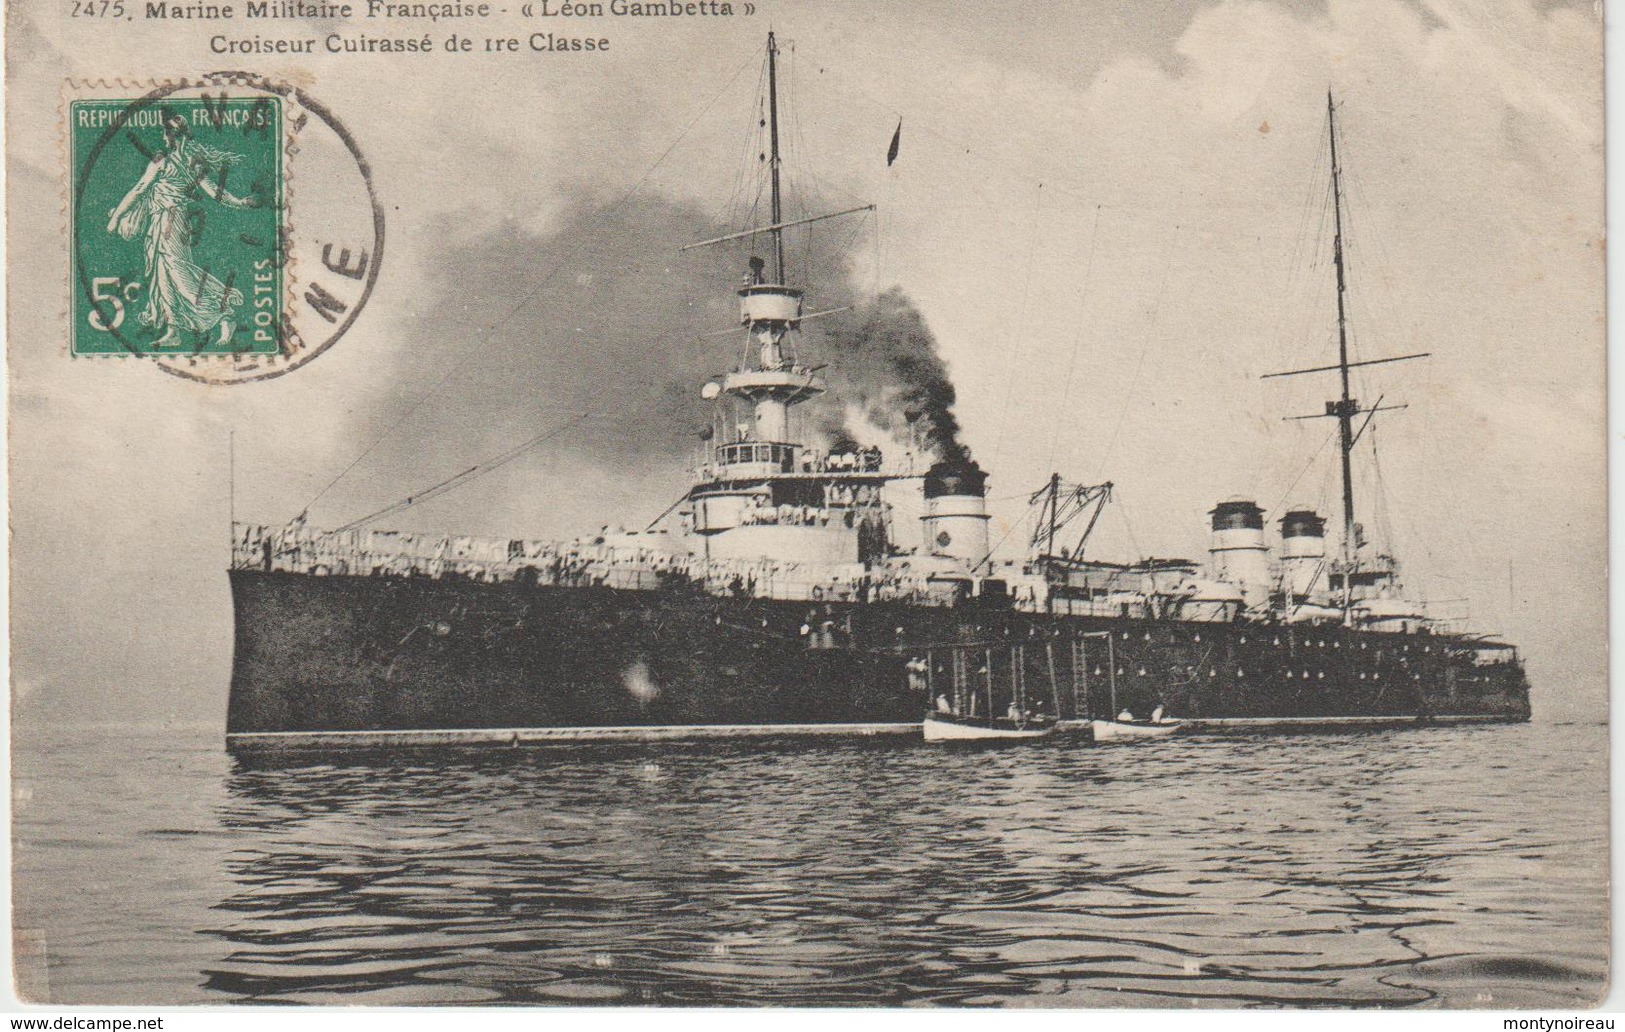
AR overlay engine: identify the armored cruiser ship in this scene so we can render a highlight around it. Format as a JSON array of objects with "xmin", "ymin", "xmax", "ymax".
[{"xmin": 225, "ymin": 38, "xmax": 1530, "ymax": 750}]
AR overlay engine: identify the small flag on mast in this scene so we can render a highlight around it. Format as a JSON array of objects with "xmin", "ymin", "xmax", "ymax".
[{"xmin": 887, "ymin": 119, "xmax": 902, "ymax": 166}]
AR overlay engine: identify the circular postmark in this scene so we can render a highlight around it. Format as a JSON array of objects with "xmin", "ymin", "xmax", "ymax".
[{"xmin": 69, "ymin": 72, "xmax": 383, "ymax": 384}]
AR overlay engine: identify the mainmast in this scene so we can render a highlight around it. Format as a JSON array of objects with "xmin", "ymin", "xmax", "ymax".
[
  {"xmin": 1262, "ymin": 91, "xmax": 1429, "ymax": 617},
  {"xmin": 1326, "ymin": 90, "xmax": 1357, "ymax": 592}
]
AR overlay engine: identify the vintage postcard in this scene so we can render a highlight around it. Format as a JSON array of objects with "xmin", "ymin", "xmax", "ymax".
[{"xmin": 7, "ymin": 0, "xmax": 1608, "ymax": 1013}]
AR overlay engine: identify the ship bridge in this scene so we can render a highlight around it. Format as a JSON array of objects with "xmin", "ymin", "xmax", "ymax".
[{"xmin": 672, "ymin": 31, "xmax": 898, "ymax": 569}]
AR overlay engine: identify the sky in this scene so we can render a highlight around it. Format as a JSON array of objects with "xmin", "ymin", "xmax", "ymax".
[{"xmin": 6, "ymin": 0, "xmax": 1605, "ymax": 726}]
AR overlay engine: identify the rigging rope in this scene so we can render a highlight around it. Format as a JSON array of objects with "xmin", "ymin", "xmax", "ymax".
[
  {"xmin": 971, "ymin": 501, "xmax": 1036, "ymax": 574},
  {"xmin": 1269, "ymin": 422, "xmax": 1339, "ymax": 518},
  {"xmin": 1113, "ymin": 490, "xmax": 1144, "ymax": 564},
  {"xmin": 987, "ymin": 182, "xmax": 1045, "ymax": 473},
  {"xmin": 333, "ymin": 412, "xmax": 594, "ymax": 533},
  {"xmin": 298, "ymin": 51, "xmax": 758, "ymax": 522},
  {"xmin": 1093, "ymin": 225, "xmax": 1179, "ymax": 482},
  {"xmin": 1045, "ymin": 204, "xmax": 1104, "ymax": 472}
]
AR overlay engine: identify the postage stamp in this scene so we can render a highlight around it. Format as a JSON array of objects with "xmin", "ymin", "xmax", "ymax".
[
  {"xmin": 65, "ymin": 74, "xmax": 384, "ymax": 384},
  {"xmin": 71, "ymin": 96, "xmax": 284, "ymax": 357}
]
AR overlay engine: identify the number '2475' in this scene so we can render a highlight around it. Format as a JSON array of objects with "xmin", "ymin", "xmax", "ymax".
[{"xmin": 73, "ymin": 1, "xmax": 126, "ymax": 15}]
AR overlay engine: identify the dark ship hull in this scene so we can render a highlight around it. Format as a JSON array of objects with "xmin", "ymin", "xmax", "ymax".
[
  {"xmin": 225, "ymin": 47, "xmax": 1536, "ymax": 754},
  {"xmin": 226, "ymin": 569, "xmax": 1531, "ymax": 751}
]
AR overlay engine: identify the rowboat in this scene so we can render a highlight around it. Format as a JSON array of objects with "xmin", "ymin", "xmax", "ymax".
[
  {"xmin": 1090, "ymin": 718, "xmax": 1185, "ymax": 741},
  {"xmin": 922, "ymin": 712, "xmax": 1057, "ymax": 742}
]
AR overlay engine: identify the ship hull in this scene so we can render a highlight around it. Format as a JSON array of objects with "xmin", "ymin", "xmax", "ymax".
[{"xmin": 226, "ymin": 570, "xmax": 1531, "ymax": 751}]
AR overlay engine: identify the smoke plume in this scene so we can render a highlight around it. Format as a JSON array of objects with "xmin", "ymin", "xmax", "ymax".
[
  {"xmin": 814, "ymin": 289, "xmax": 969, "ymax": 464},
  {"xmin": 370, "ymin": 194, "xmax": 740, "ymax": 470},
  {"xmin": 344, "ymin": 190, "xmax": 969, "ymax": 536}
]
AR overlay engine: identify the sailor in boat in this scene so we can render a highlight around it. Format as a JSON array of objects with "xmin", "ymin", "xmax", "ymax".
[
  {"xmin": 1151, "ymin": 704, "xmax": 1166, "ymax": 724},
  {"xmin": 1117, "ymin": 708, "xmax": 1134, "ymax": 722}
]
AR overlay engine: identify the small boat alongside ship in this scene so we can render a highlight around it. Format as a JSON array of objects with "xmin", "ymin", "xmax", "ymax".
[
  {"xmin": 1090, "ymin": 718, "xmax": 1184, "ymax": 742},
  {"xmin": 224, "ymin": 38, "xmax": 1530, "ymax": 752},
  {"xmin": 922, "ymin": 713, "xmax": 1058, "ymax": 743}
]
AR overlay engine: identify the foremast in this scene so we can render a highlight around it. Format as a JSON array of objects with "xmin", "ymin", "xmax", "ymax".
[{"xmin": 681, "ymin": 32, "xmax": 896, "ymax": 567}]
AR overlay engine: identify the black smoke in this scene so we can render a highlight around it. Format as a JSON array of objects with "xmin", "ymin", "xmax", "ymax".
[
  {"xmin": 370, "ymin": 194, "xmax": 740, "ymax": 472},
  {"xmin": 814, "ymin": 288, "xmax": 969, "ymax": 464},
  {"xmin": 346, "ymin": 191, "xmax": 968, "ymax": 534}
]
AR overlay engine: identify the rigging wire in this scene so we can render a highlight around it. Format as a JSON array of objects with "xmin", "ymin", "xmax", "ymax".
[
  {"xmin": 1268, "ymin": 422, "xmax": 1339, "ymax": 518},
  {"xmin": 333, "ymin": 411, "xmax": 595, "ymax": 533},
  {"xmin": 1044, "ymin": 204, "xmax": 1104, "ymax": 472},
  {"xmin": 814, "ymin": 77, "xmax": 1143, "ymax": 218},
  {"xmin": 971, "ymin": 501, "xmax": 1037, "ymax": 574},
  {"xmin": 1270, "ymin": 103, "xmax": 1332, "ymax": 371},
  {"xmin": 720, "ymin": 55, "xmax": 768, "ymax": 234},
  {"xmin": 874, "ymin": 163, "xmax": 893, "ymax": 293},
  {"xmin": 1093, "ymin": 225, "xmax": 1180, "ymax": 482},
  {"xmin": 1265, "ymin": 111, "xmax": 1335, "ymax": 487},
  {"xmin": 298, "ymin": 52, "xmax": 758, "ymax": 522},
  {"xmin": 1113, "ymin": 489, "xmax": 1144, "ymax": 563},
  {"xmin": 987, "ymin": 182, "xmax": 1045, "ymax": 473}
]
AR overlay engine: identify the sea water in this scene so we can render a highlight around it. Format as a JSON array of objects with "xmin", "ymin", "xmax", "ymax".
[{"xmin": 11, "ymin": 718, "xmax": 1608, "ymax": 1007}]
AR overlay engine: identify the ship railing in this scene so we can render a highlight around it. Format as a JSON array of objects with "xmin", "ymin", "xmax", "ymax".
[
  {"xmin": 736, "ymin": 505, "xmax": 860, "ymax": 529},
  {"xmin": 231, "ymin": 523, "xmax": 969, "ymax": 606},
  {"xmin": 803, "ymin": 449, "xmax": 884, "ymax": 474},
  {"xmin": 699, "ymin": 447, "xmax": 888, "ymax": 480},
  {"xmin": 715, "ymin": 441, "xmax": 799, "ymax": 471}
]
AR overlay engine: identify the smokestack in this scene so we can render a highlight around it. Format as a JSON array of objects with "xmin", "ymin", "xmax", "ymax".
[
  {"xmin": 1279, "ymin": 508, "xmax": 1327, "ymax": 602},
  {"xmin": 1209, "ymin": 498, "xmax": 1270, "ymax": 607},
  {"xmin": 922, "ymin": 459, "xmax": 989, "ymax": 563}
]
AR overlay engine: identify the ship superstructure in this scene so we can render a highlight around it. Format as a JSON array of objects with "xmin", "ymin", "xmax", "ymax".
[{"xmin": 225, "ymin": 40, "xmax": 1529, "ymax": 750}]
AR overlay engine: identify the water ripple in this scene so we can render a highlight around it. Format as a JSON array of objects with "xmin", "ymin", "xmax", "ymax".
[{"xmin": 11, "ymin": 721, "xmax": 1609, "ymax": 1007}]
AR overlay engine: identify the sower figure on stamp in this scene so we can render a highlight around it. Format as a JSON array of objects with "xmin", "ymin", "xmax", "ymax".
[{"xmin": 106, "ymin": 112, "xmax": 258, "ymax": 349}]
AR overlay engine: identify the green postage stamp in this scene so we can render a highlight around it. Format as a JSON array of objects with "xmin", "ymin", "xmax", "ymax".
[
  {"xmin": 70, "ymin": 95, "xmax": 284, "ymax": 356},
  {"xmin": 65, "ymin": 74, "xmax": 383, "ymax": 382}
]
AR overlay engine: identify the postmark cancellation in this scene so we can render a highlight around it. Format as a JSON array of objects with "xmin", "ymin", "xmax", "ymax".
[{"xmin": 64, "ymin": 74, "xmax": 384, "ymax": 383}]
